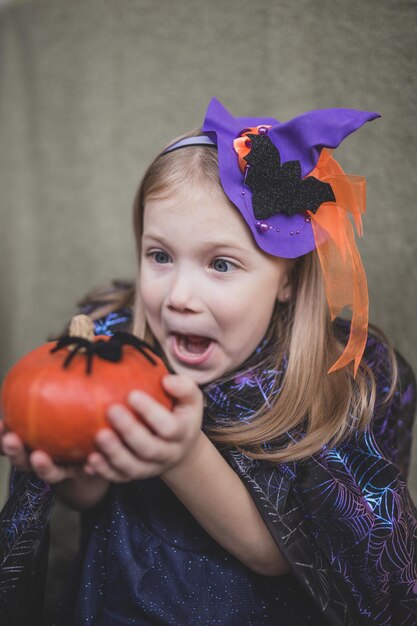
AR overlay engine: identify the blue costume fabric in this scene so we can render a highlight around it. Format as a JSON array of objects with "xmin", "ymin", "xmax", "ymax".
[{"xmin": 0, "ymin": 302, "xmax": 416, "ymax": 626}]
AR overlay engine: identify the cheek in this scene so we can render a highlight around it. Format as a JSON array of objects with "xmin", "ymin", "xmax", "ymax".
[
  {"xmin": 220, "ymin": 277, "xmax": 278, "ymax": 319},
  {"xmin": 138, "ymin": 271, "xmax": 162, "ymax": 313},
  {"xmin": 218, "ymin": 285, "xmax": 276, "ymax": 339}
]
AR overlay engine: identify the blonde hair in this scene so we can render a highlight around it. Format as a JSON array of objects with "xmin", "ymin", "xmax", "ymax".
[{"xmin": 88, "ymin": 128, "xmax": 399, "ymax": 463}]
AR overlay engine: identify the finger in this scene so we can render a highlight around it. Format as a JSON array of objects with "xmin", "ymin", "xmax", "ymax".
[
  {"xmin": 126, "ymin": 392, "xmax": 184, "ymax": 441},
  {"xmin": 87, "ymin": 448, "xmax": 161, "ymax": 482},
  {"xmin": 85, "ymin": 450, "xmax": 126, "ymax": 482},
  {"xmin": 161, "ymin": 376, "xmax": 204, "ymax": 428},
  {"xmin": 2, "ymin": 432, "xmax": 32, "ymax": 471},
  {"xmin": 105, "ymin": 408, "xmax": 176, "ymax": 463},
  {"xmin": 95, "ymin": 426, "xmax": 141, "ymax": 472},
  {"xmin": 29, "ymin": 450, "xmax": 78, "ymax": 484},
  {"xmin": 161, "ymin": 374, "xmax": 202, "ymax": 409},
  {"xmin": 0, "ymin": 420, "xmax": 5, "ymax": 454}
]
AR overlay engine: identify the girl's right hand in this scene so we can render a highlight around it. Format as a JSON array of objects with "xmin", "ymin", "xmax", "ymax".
[{"xmin": 0, "ymin": 419, "xmax": 85, "ymax": 484}]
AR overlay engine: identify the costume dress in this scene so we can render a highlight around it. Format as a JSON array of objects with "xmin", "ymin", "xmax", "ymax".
[
  {"xmin": 55, "ymin": 466, "xmax": 323, "ymax": 625},
  {"xmin": 1, "ymin": 303, "xmax": 416, "ymax": 626}
]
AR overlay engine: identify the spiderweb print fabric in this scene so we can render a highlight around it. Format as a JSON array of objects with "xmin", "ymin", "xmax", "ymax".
[
  {"xmin": 203, "ymin": 319, "xmax": 417, "ymax": 626},
  {"xmin": 0, "ymin": 470, "xmax": 53, "ymax": 625},
  {"xmin": 0, "ymin": 304, "xmax": 416, "ymax": 626}
]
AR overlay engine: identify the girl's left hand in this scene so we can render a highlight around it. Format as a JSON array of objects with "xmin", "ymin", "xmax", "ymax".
[{"xmin": 84, "ymin": 374, "xmax": 204, "ymax": 482}]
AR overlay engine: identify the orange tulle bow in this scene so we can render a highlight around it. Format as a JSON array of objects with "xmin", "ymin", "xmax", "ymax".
[
  {"xmin": 234, "ymin": 126, "xmax": 368, "ymax": 379},
  {"xmin": 309, "ymin": 149, "xmax": 368, "ymax": 378}
]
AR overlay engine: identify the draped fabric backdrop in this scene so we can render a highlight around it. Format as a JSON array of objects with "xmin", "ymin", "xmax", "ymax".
[{"xmin": 0, "ymin": 0, "xmax": 416, "ymax": 620}]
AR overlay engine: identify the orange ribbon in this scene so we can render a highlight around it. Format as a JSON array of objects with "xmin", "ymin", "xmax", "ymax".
[
  {"xmin": 234, "ymin": 128, "xmax": 368, "ymax": 379},
  {"xmin": 308, "ymin": 149, "xmax": 368, "ymax": 378}
]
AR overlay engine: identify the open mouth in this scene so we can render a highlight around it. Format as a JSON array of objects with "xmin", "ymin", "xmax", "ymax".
[{"xmin": 170, "ymin": 333, "xmax": 215, "ymax": 365}]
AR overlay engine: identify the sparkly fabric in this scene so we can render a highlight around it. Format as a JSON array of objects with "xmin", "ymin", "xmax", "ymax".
[
  {"xmin": 243, "ymin": 134, "xmax": 335, "ymax": 218},
  {"xmin": 0, "ymin": 470, "xmax": 53, "ymax": 625},
  {"xmin": 56, "ymin": 477, "xmax": 323, "ymax": 625},
  {"xmin": 203, "ymin": 319, "xmax": 417, "ymax": 626},
  {"xmin": 0, "ymin": 305, "xmax": 416, "ymax": 626}
]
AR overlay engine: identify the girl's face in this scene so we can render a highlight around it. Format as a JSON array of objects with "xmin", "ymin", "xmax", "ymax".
[{"xmin": 139, "ymin": 186, "xmax": 291, "ymax": 385}]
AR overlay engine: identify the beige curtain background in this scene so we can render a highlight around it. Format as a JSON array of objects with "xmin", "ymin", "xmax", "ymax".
[{"xmin": 0, "ymin": 0, "xmax": 416, "ymax": 618}]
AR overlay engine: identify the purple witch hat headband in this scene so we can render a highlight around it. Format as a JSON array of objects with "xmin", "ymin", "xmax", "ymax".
[{"xmin": 162, "ymin": 98, "xmax": 380, "ymax": 377}]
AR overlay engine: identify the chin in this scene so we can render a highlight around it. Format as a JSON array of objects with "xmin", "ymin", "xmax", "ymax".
[
  {"xmin": 173, "ymin": 366, "xmax": 219, "ymax": 386},
  {"xmin": 165, "ymin": 358, "xmax": 223, "ymax": 386}
]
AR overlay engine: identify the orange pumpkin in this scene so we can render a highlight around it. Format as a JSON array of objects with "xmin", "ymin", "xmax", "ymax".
[{"xmin": 0, "ymin": 315, "xmax": 173, "ymax": 463}]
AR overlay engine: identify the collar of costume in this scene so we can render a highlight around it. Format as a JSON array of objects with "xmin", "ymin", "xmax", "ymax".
[
  {"xmin": 163, "ymin": 98, "xmax": 381, "ymax": 378},
  {"xmin": 200, "ymin": 327, "xmax": 290, "ymax": 442}
]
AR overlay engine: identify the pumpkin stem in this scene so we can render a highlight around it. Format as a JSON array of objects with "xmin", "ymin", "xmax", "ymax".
[{"xmin": 68, "ymin": 315, "xmax": 95, "ymax": 348}]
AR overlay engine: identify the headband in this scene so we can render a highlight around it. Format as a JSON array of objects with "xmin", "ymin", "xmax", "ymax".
[{"xmin": 162, "ymin": 98, "xmax": 380, "ymax": 377}]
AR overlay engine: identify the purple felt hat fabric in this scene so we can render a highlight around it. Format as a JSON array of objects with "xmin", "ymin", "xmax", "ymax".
[{"xmin": 201, "ymin": 97, "xmax": 380, "ymax": 258}]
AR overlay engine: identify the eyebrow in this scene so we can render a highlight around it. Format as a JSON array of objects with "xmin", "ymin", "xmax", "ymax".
[{"xmin": 142, "ymin": 233, "xmax": 248, "ymax": 253}]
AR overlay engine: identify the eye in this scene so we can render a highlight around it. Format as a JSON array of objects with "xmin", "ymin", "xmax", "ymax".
[
  {"xmin": 211, "ymin": 258, "xmax": 237, "ymax": 273},
  {"xmin": 148, "ymin": 250, "xmax": 171, "ymax": 264}
]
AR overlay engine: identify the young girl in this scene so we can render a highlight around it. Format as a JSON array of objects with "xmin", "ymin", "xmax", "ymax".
[{"xmin": 1, "ymin": 98, "xmax": 416, "ymax": 626}]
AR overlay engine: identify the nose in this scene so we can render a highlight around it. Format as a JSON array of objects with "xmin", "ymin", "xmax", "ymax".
[{"xmin": 166, "ymin": 268, "xmax": 201, "ymax": 313}]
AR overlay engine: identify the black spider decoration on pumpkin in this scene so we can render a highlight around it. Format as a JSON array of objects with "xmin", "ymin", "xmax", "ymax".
[{"xmin": 50, "ymin": 332, "xmax": 162, "ymax": 375}]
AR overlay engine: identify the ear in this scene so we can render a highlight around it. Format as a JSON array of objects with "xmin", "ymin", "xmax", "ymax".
[
  {"xmin": 276, "ymin": 261, "xmax": 293, "ymax": 303},
  {"xmin": 277, "ymin": 283, "xmax": 292, "ymax": 303}
]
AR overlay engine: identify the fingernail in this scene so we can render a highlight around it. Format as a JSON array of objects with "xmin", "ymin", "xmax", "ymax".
[
  {"xmin": 129, "ymin": 391, "xmax": 143, "ymax": 404},
  {"xmin": 107, "ymin": 406, "xmax": 125, "ymax": 422}
]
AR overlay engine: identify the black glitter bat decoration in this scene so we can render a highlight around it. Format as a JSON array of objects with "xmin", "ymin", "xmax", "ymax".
[
  {"xmin": 243, "ymin": 134, "xmax": 335, "ymax": 219},
  {"xmin": 50, "ymin": 332, "xmax": 161, "ymax": 375}
]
